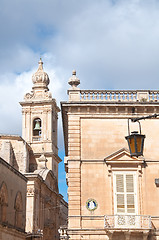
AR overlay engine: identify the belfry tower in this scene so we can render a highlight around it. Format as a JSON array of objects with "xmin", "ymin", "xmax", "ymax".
[{"xmin": 20, "ymin": 59, "xmax": 61, "ymax": 177}]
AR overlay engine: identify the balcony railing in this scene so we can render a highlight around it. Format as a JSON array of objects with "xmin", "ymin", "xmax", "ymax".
[
  {"xmin": 104, "ymin": 215, "xmax": 152, "ymax": 229},
  {"xmin": 80, "ymin": 90, "xmax": 159, "ymax": 102}
]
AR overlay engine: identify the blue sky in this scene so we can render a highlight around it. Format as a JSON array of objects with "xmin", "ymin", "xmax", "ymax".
[{"xmin": 1, "ymin": 0, "xmax": 159, "ymax": 200}]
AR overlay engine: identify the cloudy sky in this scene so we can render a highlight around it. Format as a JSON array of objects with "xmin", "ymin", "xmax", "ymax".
[{"xmin": 1, "ymin": 0, "xmax": 159, "ymax": 199}]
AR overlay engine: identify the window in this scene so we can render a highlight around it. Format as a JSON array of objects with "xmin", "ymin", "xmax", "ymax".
[
  {"xmin": 113, "ymin": 172, "xmax": 137, "ymax": 215},
  {"xmin": 113, "ymin": 172, "xmax": 138, "ymax": 228}
]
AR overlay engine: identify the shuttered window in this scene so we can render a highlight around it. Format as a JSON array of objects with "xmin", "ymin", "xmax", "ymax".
[{"xmin": 114, "ymin": 172, "xmax": 137, "ymax": 215}]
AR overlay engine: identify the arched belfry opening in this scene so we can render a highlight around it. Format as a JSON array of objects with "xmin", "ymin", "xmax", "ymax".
[{"xmin": 33, "ymin": 118, "xmax": 41, "ymax": 140}]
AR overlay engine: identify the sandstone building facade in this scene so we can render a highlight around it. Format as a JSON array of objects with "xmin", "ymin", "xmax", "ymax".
[
  {"xmin": 0, "ymin": 60, "xmax": 67, "ymax": 240},
  {"xmin": 0, "ymin": 156, "xmax": 27, "ymax": 240},
  {"xmin": 60, "ymin": 71, "xmax": 159, "ymax": 240}
]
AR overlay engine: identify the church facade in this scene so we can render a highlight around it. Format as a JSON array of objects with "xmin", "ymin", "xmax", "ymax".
[
  {"xmin": 0, "ymin": 60, "xmax": 67, "ymax": 240},
  {"xmin": 60, "ymin": 71, "xmax": 159, "ymax": 240},
  {"xmin": 0, "ymin": 156, "xmax": 27, "ymax": 240}
]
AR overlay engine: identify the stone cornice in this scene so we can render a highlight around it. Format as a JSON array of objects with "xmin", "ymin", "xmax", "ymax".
[
  {"xmin": 66, "ymin": 158, "xmax": 158, "ymax": 162},
  {"xmin": 0, "ymin": 134, "xmax": 23, "ymax": 141},
  {"xmin": 20, "ymin": 99, "xmax": 60, "ymax": 112},
  {"xmin": 25, "ymin": 173, "xmax": 59, "ymax": 196},
  {"xmin": 59, "ymin": 195, "xmax": 68, "ymax": 206},
  {"xmin": 61, "ymin": 100, "xmax": 159, "ymax": 158},
  {"xmin": 0, "ymin": 222, "xmax": 26, "ymax": 235},
  {"xmin": 29, "ymin": 152, "xmax": 62, "ymax": 163},
  {"xmin": 61, "ymin": 101, "xmax": 159, "ymax": 105},
  {"xmin": 61, "ymin": 101, "xmax": 159, "ymax": 112},
  {"xmin": 0, "ymin": 134, "xmax": 32, "ymax": 152}
]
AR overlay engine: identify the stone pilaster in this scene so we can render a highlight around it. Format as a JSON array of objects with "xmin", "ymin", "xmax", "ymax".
[
  {"xmin": 68, "ymin": 115, "xmax": 80, "ymax": 160},
  {"xmin": 68, "ymin": 160, "xmax": 81, "ymax": 229}
]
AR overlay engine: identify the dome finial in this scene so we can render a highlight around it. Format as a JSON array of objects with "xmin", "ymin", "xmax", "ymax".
[
  {"xmin": 68, "ymin": 69, "xmax": 80, "ymax": 89},
  {"xmin": 72, "ymin": 69, "xmax": 76, "ymax": 75},
  {"xmin": 38, "ymin": 58, "xmax": 43, "ymax": 71}
]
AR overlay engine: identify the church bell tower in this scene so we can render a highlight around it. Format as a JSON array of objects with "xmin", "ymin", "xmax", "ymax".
[{"xmin": 20, "ymin": 59, "xmax": 61, "ymax": 177}]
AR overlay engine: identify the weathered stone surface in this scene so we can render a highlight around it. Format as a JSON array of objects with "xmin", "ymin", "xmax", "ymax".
[
  {"xmin": 0, "ymin": 60, "xmax": 68, "ymax": 240},
  {"xmin": 61, "ymin": 84, "xmax": 159, "ymax": 239}
]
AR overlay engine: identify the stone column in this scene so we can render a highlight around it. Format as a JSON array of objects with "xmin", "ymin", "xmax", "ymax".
[
  {"xmin": 43, "ymin": 110, "xmax": 47, "ymax": 141},
  {"xmin": 26, "ymin": 184, "xmax": 35, "ymax": 232}
]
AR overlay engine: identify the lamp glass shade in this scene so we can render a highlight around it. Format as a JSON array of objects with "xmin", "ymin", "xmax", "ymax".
[
  {"xmin": 128, "ymin": 137, "xmax": 136, "ymax": 155},
  {"xmin": 125, "ymin": 131, "xmax": 145, "ymax": 157}
]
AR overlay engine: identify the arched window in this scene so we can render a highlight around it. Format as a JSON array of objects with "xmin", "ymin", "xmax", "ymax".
[
  {"xmin": 33, "ymin": 118, "xmax": 42, "ymax": 141},
  {"xmin": 0, "ymin": 182, "xmax": 8, "ymax": 223},
  {"xmin": 14, "ymin": 191, "xmax": 23, "ymax": 229}
]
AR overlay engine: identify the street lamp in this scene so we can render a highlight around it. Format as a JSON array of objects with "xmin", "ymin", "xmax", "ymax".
[
  {"xmin": 125, "ymin": 120, "xmax": 145, "ymax": 157},
  {"xmin": 125, "ymin": 114, "xmax": 159, "ymax": 157}
]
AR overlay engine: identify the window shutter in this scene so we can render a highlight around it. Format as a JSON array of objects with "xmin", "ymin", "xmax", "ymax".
[
  {"xmin": 114, "ymin": 173, "xmax": 136, "ymax": 215},
  {"xmin": 117, "ymin": 194, "xmax": 125, "ymax": 213},
  {"xmin": 126, "ymin": 174, "xmax": 134, "ymax": 192},
  {"xmin": 116, "ymin": 174, "xmax": 125, "ymax": 213},
  {"xmin": 127, "ymin": 194, "xmax": 135, "ymax": 213},
  {"xmin": 116, "ymin": 174, "xmax": 124, "ymax": 192},
  {"xmin": 126, "ymin": 174, "xmax": 135, "ymax": 213}
]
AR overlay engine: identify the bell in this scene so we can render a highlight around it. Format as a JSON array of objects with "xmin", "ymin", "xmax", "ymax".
[{"xmin": 34, "ymin": 121, "xmax": 41, "ymax": 131}]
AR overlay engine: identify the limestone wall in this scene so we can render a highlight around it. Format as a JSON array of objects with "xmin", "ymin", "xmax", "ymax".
[
  {"xmin": 0, "ymin": 157, "xmax": 27, "ymax": 239},
  {"xmin": 62, "ymin": 100, "xmax": 159, "ymax": 239}
]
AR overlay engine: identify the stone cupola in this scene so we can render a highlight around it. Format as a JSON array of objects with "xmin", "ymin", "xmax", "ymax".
[
  {"xmin": 24, "ymin": 59, "xmax": 52, "ymax": 101},
  {"xmin": 32, "ymin": 58, "xmax": 50, "ymax": 90}
]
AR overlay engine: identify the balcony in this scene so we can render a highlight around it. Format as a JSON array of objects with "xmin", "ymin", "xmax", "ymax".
[{"xmin": 104, "ymin": 215, "xmax": 152, "ymax": 230}]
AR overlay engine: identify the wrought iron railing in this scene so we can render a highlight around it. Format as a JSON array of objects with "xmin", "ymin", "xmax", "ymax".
[
  {"xmin": 104, "ymin": 215, "xmax": 152, "ymax": 229},
  {"xmin": 80, "ymin": 90, "xmax": 159, "ymax": 102}
]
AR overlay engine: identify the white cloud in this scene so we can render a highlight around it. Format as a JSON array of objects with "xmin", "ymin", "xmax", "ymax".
[
  {"xmin": 0, "ymin": 71, "xmax": 32, "ymax": 135},
  {"xmin": 1, "ymin": 0, "xmax": 159, "ymax": 90},
  {"xmin": 0, "ymin": 53, "xmax": 66, "ymax": 154},
  {"xmin": 0, "ymin": 0, "xmax": 159, "ymax": 132},
  {"xmin": 45, "ymin": 0, "xmax": 159, "ymax": 89},
  {"xmin": 1, "ymin": 0, "xmax": 159, "ymax": 198},
  {"xmin": 1, "ymin": 0, "xmax": 159, "ymax": 140}
]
